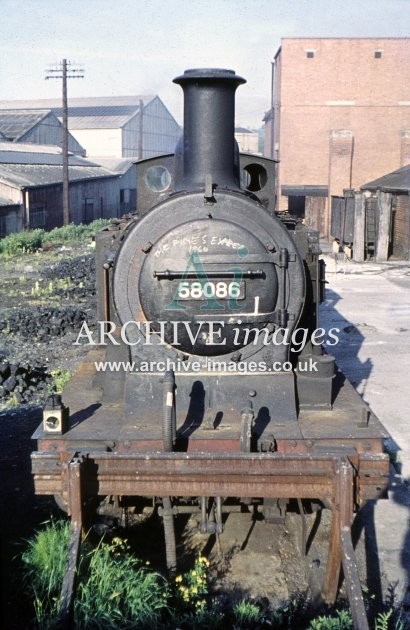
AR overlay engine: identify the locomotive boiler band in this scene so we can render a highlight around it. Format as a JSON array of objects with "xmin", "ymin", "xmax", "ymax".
[{"xmin": 31, "ymin": 68, "xmax": 390, "ymax": 627}]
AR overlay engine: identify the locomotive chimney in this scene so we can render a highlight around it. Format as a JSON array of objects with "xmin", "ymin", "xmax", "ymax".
[{"xmin": 173, "ymin": 68, "xmax": 246, "ymax": 192}]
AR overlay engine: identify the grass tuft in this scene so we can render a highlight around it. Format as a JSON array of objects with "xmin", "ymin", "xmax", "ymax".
[
  {"xmin": 233, "ymin": 599, "xmax": 262, "ymax": 627},
  {"xmin": 45, "ymin": 220, "xmax": 110, "ymax": 245},
  {"xmin": 22, "ymin": 522, "xmax": 168, "ymax": 629},
  {"xmin": 0, "ymin": 229, "xmax": 45, "ymax": 255},
  {"xmin": 308, "ymin": 609, "xmax": 353, "ymax": 629},
  {"xmin": 76, "ymin": 537, "xmax": 168, "ymax": 629},
  {"xmin": 22, "ymin": 519, "xmax": 70, "ymax": 626}
]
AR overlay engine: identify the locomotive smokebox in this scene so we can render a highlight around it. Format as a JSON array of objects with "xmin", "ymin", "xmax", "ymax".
[{"xmin": 173, "ymin": 68, "xmax": 246, "ymax": 191}]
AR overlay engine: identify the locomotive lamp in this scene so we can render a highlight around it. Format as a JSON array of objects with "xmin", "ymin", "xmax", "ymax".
[{"xmin": 43, "ymin": 394, "xmax": 69, "ymax": 434}]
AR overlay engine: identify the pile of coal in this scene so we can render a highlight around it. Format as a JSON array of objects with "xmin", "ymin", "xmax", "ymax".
[
  {"xmin": 0, "ymin": 307, "xmax": 89, "ymax": 341},
  {"xmin": 44, "ymin": 254, "xmax": 96, "ymax": 299},
  {"xmin": 0, "ymin": 358, "xmax": 52, "ymax": 404}
]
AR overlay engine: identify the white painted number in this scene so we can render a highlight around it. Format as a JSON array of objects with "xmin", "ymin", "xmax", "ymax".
[
  {"xmin": 190, "ymin": 282, "xmax": 203, "ymax": 298},
  {"xmin": 178, "ymin": 281, "xmax": 190, "ymax": 298},
  {"xmin": 177, "ymin": 280, "xmax": 242, "ymax": 300},
  {"xmin": 229, "ymin": 282, "xmax": 240, "ymax": 299}
]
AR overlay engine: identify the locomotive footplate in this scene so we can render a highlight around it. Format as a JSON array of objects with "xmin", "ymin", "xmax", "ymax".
[{"xmin": 32, "ymin": 348, "xmax": 389, "ymax": 458}]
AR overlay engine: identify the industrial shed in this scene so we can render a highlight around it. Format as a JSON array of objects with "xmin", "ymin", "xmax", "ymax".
[
  {"xmin": 92, "ymin": 158, "xmax": 137, "ymax": 214},
  {"xmin": 0, "ymin": 110, "xmax": 85, "ymax": 155},
  {"xmin": 361, "ymin": 165, "xmax": 410, "ymax": 261},
  {"xmin": 0, "ymin": 143, "xmax": 136, "ymax": 236},
  {"xmin": 0, "ymin": 195, "xmax": 21, "ymax": 237},
  {"xmin": 0, "ymin": 96, "xmax": 181, "ymax": 160}
]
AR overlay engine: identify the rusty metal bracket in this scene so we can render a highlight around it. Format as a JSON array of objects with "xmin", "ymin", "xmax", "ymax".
[
  {"xmin": 58, "ymin": 456, "xmax": 84, "ymax": 630},
  {"xmin": 322, "ymin": 459, "xmax": 369, "ymax": 630}
]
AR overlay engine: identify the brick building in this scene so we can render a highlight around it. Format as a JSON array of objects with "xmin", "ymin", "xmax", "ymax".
[{"xmin": 264, "ymin": 38, "xmax": 410, "ymax": 234}]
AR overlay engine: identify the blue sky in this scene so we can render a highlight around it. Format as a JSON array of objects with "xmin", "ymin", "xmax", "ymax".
[{"xmin": 0, "ymin": 0, "xmax": 408, "ymax": 127}]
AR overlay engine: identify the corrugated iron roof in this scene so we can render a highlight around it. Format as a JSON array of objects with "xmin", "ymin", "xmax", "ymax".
[
  {"xmin": 67, "ymin": 115, "xmax": 135, "ymax": 129},
  {"xmin": 0, "ymin": 141, "xmax": 63, "ymax": 154},
  {"xmin": 92, "ymin": 158, "xmax": 135, "ymax": 173},
  {"xmin": 0, "ymin": 163, "xmax": 115, "ymax": 189},
  {"xmin": 54, "ymin": 105, "xmax": 145, "ymax": 117},
  {"xmin": 361, "ymin": 165, "xmax": 410, "ymax": 192},
  {"xmin": 0, "ymin": 110, "xmax": 50, "ymax": 141},
  {"xmin": 0, "ymin": 96, "xmax": 157, "ymax": 130},
  {"xmin": 0, "ymin": 148, "xmax": 99, "ymax": 167},
  {"xmin": 0, "ymin": 194, "xmax": 18, "ymax": 207},
  {"xmin": 0, "ymin": 95, "xmax": 155, "ymax": 110}
]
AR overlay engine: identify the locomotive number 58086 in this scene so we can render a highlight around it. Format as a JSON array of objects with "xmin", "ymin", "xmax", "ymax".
[{"xmin": 177, "ymin": 280, "xmax": 245, "ymax": 300}]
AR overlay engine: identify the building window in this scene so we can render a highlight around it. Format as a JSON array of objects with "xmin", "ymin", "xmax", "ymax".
[
  {"xmin": 375, "ymin": 51, "xmax": 382, "ymax": 59},
  {"xmin": 306, "ymin": 51, "xmax": 314, "ymax": 58},
  {"xmin": 30, "ymin": 206, "xmax": 46, "ymax": 229}
]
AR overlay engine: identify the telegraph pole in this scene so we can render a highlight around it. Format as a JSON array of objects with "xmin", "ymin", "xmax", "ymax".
[{"xmin": 45, "ymin": 59, "xmax": 84, "ymax": 225}]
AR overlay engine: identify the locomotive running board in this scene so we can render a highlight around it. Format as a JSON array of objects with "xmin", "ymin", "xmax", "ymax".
[{"xmin": 31, "ymin": 451, "xmax": 389, "ymax": 630}]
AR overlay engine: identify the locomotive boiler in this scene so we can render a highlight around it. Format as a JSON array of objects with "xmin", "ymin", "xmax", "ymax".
[{"xmin": 31, "ymin": 68, "xmax": 389, "ymax": 627}]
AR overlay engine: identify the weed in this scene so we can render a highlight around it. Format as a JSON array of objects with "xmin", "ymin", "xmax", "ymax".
[
  {"xmin": 171, "ymin": 556, "xmax": 226, "ymax": 628},
  {"xmin": 31, "ymin": 280, "xmax": 42, "ymax": 297},
  {"xmin": 50, "ymin": 369, "xmax": 72, "ymax": 393},
  {"xmin": 308, "ymin": 609, "xmax": 353, "ymax": 630},
  {"xmin": 75, "ymin": 537, "xmax": 168, "ymax": 629},
  {"xmin": 31, "ymin": 277, "xmax": 73, "ymax": 298},
  {"xmin": 175, "ymin": 555, "xmax": 210, "ymax": 607},
  {"xmin": 0, "ymin": 229, "xmax": 45, "ymax": 255},
  {"xmin": 45, "ymin": 219, "xmax": 110, "ymax": 245},
  {"xmin": 0, "ymin": 393, "xmax": 23, "ymax": 410},
  {"xmin": 0, "ymin": 219, "xmax": 110, "ymax": 256},
  {"xmin": 374, "ymin": 608, "xmax": 406, "ymax": 630},
  {"xmin": 173, "ymin": 599, "xmax": 224, "ymax": 629},
  {"xmin": 22, "ymin": 519, "xmax": 70, "ymax": 625},
  {"xmin": 22, "ymin": 522, "xmax": 409, "ymax": 630},
  {"xmin": 233, "ymin": 600, "xmax": 262, "ymax": 627},
  {"xmin": 22, "ymin": 522, "xmax": 168, "ymax": 629}
]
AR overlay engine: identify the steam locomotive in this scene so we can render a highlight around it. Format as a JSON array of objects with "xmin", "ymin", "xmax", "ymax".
[{"xmin": 32, "ymin": 69, "xmax": 389, "ymax": 617}]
